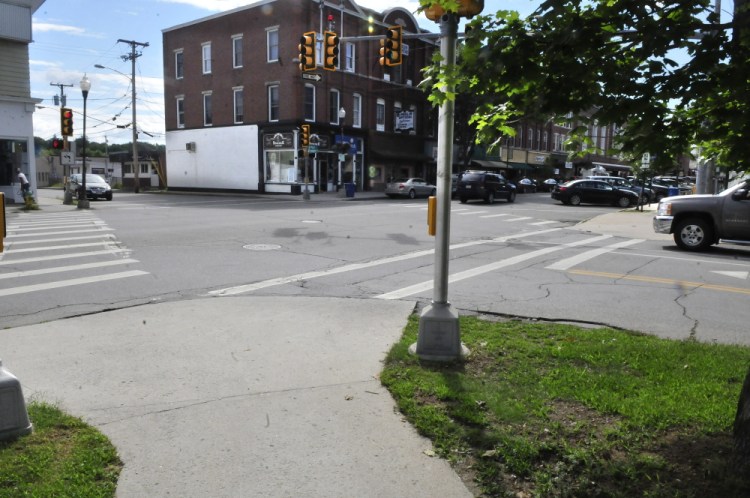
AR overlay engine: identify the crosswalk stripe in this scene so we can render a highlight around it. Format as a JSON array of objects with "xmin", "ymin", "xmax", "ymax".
[
  {"xmin": 0, "ymin": 271, "xmax": 149, "ymax": 297},
  {"xmin": 9, "ymin": 222, "xmax": 107, "ymax": 232},
  {"xmin": 374, "ymin": 234, "xmax": 612, "ymax": 300},
  {"xmin": 545, "ymin": 238, "xmax": 644, "ymax": 271},
  {"xmin": 7, "ymin": 234, "xmax": 117, "ymax": 245},
  {"xmin": 0, "ymin": 249, "xmax": 129, "ymax": 265},
  {"xmin": 0, "ymin": 259, "xmax": 140, "ymax": 280},
  {"xmin": 6, "ymin": 228, "xmax": 114, "ymax": 238}
]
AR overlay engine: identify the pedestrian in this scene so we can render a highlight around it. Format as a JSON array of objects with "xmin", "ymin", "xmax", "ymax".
[{"xmin": 17, "ymin": 168, "xmax": 30, "ymax": 195}]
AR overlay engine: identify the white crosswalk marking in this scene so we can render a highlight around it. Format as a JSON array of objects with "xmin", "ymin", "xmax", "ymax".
[{"xmin": 0, "ymin": 211, "xmax": 148, "ymax": 298}]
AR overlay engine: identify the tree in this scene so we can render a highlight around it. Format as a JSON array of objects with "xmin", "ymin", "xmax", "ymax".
[{"xmin": 422, "ymin": 0, "xmax": 749, "ymax": 173}]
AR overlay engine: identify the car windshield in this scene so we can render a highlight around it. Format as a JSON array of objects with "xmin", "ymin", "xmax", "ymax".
[
  {"xmin": 461, "ymin": 173, "xmax": 484, "ymax": 182},
  {"xmin": 84, "ymin": 175, "xmax": 106, "ymax": 183},
  {"xmin": 391, "ymin": 178, "xmax": 408, "ymax": 183}
]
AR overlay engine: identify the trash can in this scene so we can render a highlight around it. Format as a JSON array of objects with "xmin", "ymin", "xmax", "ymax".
[
  {"xmin": 290, "ymin": 185, "xmax": 301, "ymax": 195},
  {"xmin": 344, "ymin": 183, "xmax": 355, "ymax": 198},
  {"xmin": 0, "ymin": 360, "xmax": 33, "ymax": 442},
  {"xmin": 667, "ymin": 187, "xmax": 679, "ymax": 197}
]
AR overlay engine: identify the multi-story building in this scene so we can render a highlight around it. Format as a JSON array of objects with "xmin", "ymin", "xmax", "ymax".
[
  {"xmin": 162, "ymin": 0, "xmax": 438, "ymax": 195},
  {"xmin": 0, "ymin": 0, "xmax": 44, "ymax": 203}
]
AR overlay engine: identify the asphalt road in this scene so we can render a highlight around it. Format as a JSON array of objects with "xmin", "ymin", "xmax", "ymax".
[{"xmin": 2, "ymin": 188, "xmax": 749, "ymax": 345}]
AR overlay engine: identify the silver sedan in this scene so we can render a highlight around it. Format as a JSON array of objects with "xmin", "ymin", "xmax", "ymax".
[{"xmin": 384, "ymin": 178, "xmax": 436, "ymax": 199}]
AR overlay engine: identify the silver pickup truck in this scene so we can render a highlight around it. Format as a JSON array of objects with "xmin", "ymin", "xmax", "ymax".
[{"xmin": 653, "ymin": 179, "xmax": 750, "ymax": 251}]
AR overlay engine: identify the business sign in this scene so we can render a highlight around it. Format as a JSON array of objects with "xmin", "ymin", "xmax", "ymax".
[
  {"xmin": 263, "ymin": 132, "xmax": 293, "ymax": 149},
  {"xmin": 396, "ymin": 111, "xmax": 414, "ymax": 131}
]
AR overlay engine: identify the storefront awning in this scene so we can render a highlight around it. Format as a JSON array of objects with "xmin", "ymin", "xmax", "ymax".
[
  {"xmin": 471, "ymin": 160, "xmax": 536, "ymax": 171},
  {"xmin": 371, "ymin": 149, "xmax": 433, "ymax": 162},
  {"xmin": 593, "ymin": 162, "xmax": 632, "ymax": 172}
]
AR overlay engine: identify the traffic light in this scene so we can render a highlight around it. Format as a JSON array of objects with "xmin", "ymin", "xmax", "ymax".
[
  {"xmin": 300, "ymin": 124, "xmax": 310, "ymax": 147},
  {"xmin": 379, "ymin": 25, "xmax": 403, "ymax": 67},
  {"xmin": 52, "ymin": 137, "xmax": 63, "ymax": 150},
  {"xmin": 298, "ymin": 31, "xmax": 316, "ymax": 72},
  {"xmin": 60, "ymin": 107, "xmax": 74, "ymax": 137},
  {"xmin": 323, "ymin": 31, "xmax": 339, "ymax": 71}
]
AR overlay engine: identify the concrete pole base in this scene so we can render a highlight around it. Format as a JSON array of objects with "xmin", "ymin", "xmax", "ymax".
[
  {"xmin": 63, "ymin": 191, "xmax": 73, "ymax": 205},
  {"xmin": 77, "ymin": 199, "xmax": 90, "ymax": 209},
  {"xmin": 410, "ymin": 302, "xmax": 469, "ymax": 362}
]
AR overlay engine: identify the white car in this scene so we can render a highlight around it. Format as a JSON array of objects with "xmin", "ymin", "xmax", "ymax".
[{"xmin": 385, "ymin": 178, "xmax": 436, "ymax": 199}]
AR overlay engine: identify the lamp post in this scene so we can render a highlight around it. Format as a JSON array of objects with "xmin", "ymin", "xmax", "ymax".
[
  {"xmin": 94, "ymin": 63, "xmax": 140, "ymax": 192},
  {"xmin": 338, "ymin": 107, "xmax": 346, "ymax": 191},
  {"xmin": 78, "ymin": 75, "xmax": 91, "ymax": 209}
]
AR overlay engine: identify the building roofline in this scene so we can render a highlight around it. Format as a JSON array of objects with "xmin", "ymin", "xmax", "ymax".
[{"xmin": 162, "ymin": 0, "xmax": 276, "ymax": 34}]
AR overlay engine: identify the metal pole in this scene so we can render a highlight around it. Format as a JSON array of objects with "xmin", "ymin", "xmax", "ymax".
[
  {"xmin": 130, "ymin": 50, "xmax": 139, "ymax": 193},
  {"xmin": 412, "ymin": 13, "xmax": 466, "ymax": 362},
  {"xmin": 78, "ymin": 77, "xmax": 90, "ymax": 209}
]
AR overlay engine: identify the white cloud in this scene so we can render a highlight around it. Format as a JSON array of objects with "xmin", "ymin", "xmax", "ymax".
[{"xmin": 33, "ymin": 22, "xmax": 86, "ymax": 36}]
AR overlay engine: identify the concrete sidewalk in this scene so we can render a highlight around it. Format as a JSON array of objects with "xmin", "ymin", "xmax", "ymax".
[{"xmin": 1, "ymin": 296, "xmax": 472, "ymax": 498}]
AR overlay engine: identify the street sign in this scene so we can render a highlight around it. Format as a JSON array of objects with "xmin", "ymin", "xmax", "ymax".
[
  {"xmin": 302, "ymin": 73, "xmax": 322, "ymax": 82},
  {"xmin": 61, "ymin": 152, "xmax": 73, "ymax": 165},
  {"xmin": 308, "ymin": 145, "xmax": 318, "ymax": 154}
]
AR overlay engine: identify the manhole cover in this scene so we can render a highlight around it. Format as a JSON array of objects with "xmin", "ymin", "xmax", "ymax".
[{"xmin": 243, "ymin": 244, "xmax": 282, "ymax": 251}]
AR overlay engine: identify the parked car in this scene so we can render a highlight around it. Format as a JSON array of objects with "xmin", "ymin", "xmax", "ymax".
[
  {"xmin": 631, "ymin": 177, "xmax": 692, "ymax": 201},
  {"xmin": 551, "ymin": 179, "xmax": 639, "ymax": 207},
  {"xmin": 516, "ymin": 177, "xmax": 537, "ymax": 193},
  {"xmin": 541, "ymin": 178, "xmax": 559, "ymax": 192},
  {"xmin": 586, "ymin": 176, "xmax": 655, "ymax": 203},
  {"xmin": 384, "ymin": 178, "xmax": 436, "ymax": 199},
  {"xmin": 66, "ymin": 173, "xmax": 113, "ymax": 201},
  {"xmin": 653, "ymin": 178, "xmax": 750, "ymax": 251},
  {"xmin": 456, "ymin": 171, "xmax": 516, "ymax": 204}
]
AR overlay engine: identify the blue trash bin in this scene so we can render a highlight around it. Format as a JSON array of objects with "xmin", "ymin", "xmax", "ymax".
[
  {"xmin": 344, "ymin": 183, "xmax": 355, "ymax": 198},
  {"xmin": 667, "ymin": 187, "xmax": 679, "ymax": 197}
]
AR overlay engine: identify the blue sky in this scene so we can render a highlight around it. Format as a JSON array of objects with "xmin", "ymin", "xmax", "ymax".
[{"xmin": 29, "ymin": 0, "xmax": 730, "ymax": 145}]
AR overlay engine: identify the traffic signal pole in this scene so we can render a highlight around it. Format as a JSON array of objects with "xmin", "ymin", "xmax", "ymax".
[{"xmin": 412, "ymin": 13, "xmax": 468, "ymax": 362}]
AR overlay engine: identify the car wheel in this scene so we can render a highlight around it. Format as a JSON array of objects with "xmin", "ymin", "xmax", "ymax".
[
  {"xmin": 616, "ymin": 196, "xmax": 631, "ymax": 208},
  {"xmin": 486, "ymin": 192, "xmax": 495, "ymax": 204},
  {"xmin": 106, "ymin": 193, "xmax": 113, "ymax": 201},
  {"xmin": 674, "ymin": 217, "xmax": 714, "ymax": 251},
  {"xmin": 569, "ymin": 194, "xmax": 582, "ymax": 206},
  {"xmin": 507, "ymin": 191, "xmax": 516, "ymax": 203},
  {"xmin": 409, "ymin": 189, "xmax": 416, "ymax": 199},
  {"xmin": 459, "ymin": 197, "xmax": 468, "ymax": 204}
]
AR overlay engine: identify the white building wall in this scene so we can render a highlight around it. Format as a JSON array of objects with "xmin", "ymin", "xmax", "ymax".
[{"xmin": 166, "ymin": 126, "xmax": 259, "ymax": 190}]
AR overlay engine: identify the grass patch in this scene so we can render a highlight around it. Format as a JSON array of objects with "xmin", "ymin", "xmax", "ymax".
[
  {"xmin": 382, "ymin": 315, "xmax": 750, "ymax": 497},
  {"xmin": 0, "ymin": 401, "xmax": 121, "ymax": 497}
]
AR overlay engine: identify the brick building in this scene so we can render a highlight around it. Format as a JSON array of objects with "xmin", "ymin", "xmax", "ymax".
[{"xmin": 162, "ymin": 0, "xmax": 438, "ymax": 194}]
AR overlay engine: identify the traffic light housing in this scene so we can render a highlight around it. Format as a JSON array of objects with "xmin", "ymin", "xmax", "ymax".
[
  {"xmin": 52, "ymin": 137, "xmax": 63, "ymax": 150},
  {"xmin": 61, "ymin": 107, "xmax": 73, "ymax": 137},
  {"xmin": 298, "ymin": 31, "xmax": 316, "ymax": 72},
  {"xmin": 379, "ymin": 26, "xmax": 402, "ymax": 66},
  {"xmin": 300, "ymin": 124, "xmax": 310, "ymax": 147},
  {"xmin": 323, "ymin": 31, "xmax": 339, "ymax": 71}
]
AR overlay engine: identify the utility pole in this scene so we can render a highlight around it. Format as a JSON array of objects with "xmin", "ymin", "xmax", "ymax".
[{"xmin": 118, "ymin": 38, "xmax": 149, "ymax": 193}]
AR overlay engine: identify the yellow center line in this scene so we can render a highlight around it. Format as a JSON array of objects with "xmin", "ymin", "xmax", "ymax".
[{"xmin": 568, "ymin": 269, "xmax": 750, "ymax": 295}]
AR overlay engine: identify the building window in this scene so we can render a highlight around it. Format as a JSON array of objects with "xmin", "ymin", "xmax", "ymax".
[
  {"xmin": 409, "ymin": 104, "xmax": 417, "ymax": 134},
  {"xmin": 233, "ymin": 87, "xmax": 244, "ymax": 124},
  {"xmin": 267, "ymin": 28, "xmax": 279, "ymax": 62},
  {"xmin": 203, "ymin": 92, "xmax": 212, "ymax": 126},
  {"xmin": 543, "ymin": 131, "xmax": 548, "ymax": 150},
  {"xmin": 329, "ymin": 89, "xmax": 340, "ymax": 124},
  {"xmin": 175, "ymin": 50, "xmax": 184, "ymax": 79},
  {"xmin": 268, "ymin": 84, "xmax": 279, "ymax": 122},
  {"xmin": 176, "ymin": 96, "xmax": 185, "ymax": 128},
  {"xmin": 376, "ymin": 98, "xmax": 385, "ymax": 132},
  {"xmin": 345, "ymin": 42, "xmax": 355, "ymax": 72},
  {"xmin": 202, "ymin": 43, "xmax": 212, "ymax": 74},
  {"xmin": 304, "ymin": 84, "xmax": 315, "ymax": 121},
  {"xmin": 352, "ymin": 93, "xmax": 362, "ymax": 128},
  {"xmin": 393, "ymin": 101, "xmax": 401, "ymax": 130},
  {"xmin": 232, "ymin": 35, "xmax": 243, "ymax": 68}
]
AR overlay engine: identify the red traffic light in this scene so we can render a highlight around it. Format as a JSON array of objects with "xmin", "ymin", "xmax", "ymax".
[{"xmin": 52, "ymin": 137, "xmax": 63, "ymax": 150}]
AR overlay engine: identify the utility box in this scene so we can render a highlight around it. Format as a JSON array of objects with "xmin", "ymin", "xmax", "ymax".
[{"xmin": 0, "ymin": 360, "xmax": 33, "ymax": 441}]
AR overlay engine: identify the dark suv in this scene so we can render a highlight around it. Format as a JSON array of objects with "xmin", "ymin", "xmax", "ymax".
[{"xmin": 456, "ymin": 171, "xmax": 516, "ymax": 204}]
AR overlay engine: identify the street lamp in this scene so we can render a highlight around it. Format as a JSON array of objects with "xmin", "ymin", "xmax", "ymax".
[
  {"xmin": 338, "ymin": 107, "xmax": 346, "ymax": 190},
  {"xmin": 78, "ymin": 75, "xmax": 91, "ymax": 209},
  {"xmin": 94, "ymin": 63, "xmax": 140, "ymax": 193}
]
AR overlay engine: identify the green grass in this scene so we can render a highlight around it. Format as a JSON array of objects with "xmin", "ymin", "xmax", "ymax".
[
  {"xmin": 382, "ymin": 315, "xmax": 750, "ymax": 497},
  {"xmin": 0, "ymin": 401, "xmax": 121, "ymax": 497}
]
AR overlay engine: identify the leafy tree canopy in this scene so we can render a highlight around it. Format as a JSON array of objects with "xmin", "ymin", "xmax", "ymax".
[{"xmin": 420, "ymin": 0, "xmax": 750, "ymax": 173}]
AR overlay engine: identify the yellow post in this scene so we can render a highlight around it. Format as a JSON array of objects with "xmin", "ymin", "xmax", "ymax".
[
  {"xmin": 427, "ymin": 195, "xmax": 436, "ymax": 236},
  {"xmin": 0, "ymin": 192, "xmax": 5, "ymax": 253}
]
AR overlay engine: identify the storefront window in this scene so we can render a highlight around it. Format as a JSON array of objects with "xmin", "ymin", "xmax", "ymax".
[
  {"xmin": 265, "ymin": 149, "xmax": 296, "ymax": 183},
  {"xmin": 0, "ymin": 140, "xmax": 27, "ymax": 187}
]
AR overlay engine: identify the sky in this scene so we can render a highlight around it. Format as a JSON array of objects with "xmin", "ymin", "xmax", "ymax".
[{"xmin": 28, "ymin": 0, "xmax": 731, "ymax": 146}]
